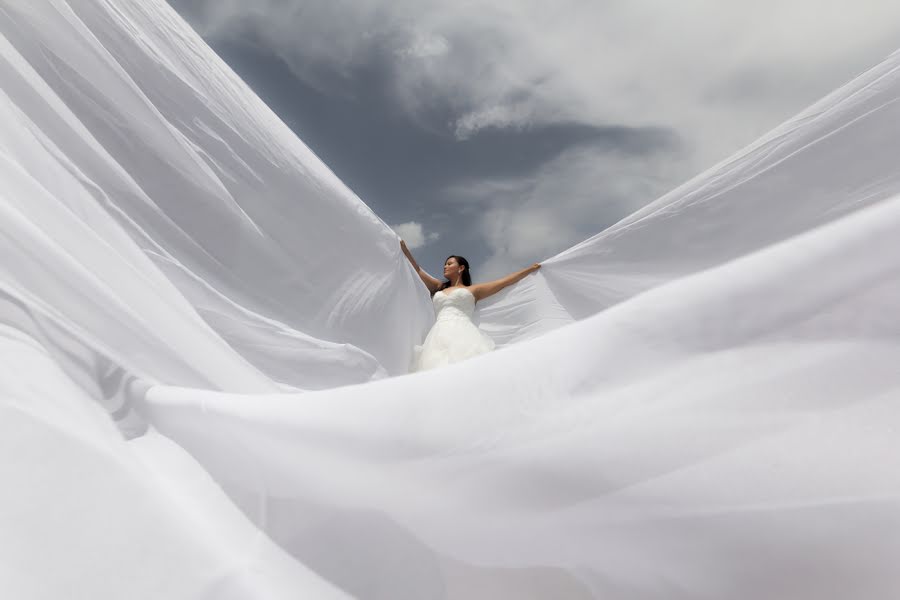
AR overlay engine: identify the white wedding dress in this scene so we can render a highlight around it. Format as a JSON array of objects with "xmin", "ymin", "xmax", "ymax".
[{"xmin": 412, "ymin": 287, "xmax": 496, "ymax": 371}]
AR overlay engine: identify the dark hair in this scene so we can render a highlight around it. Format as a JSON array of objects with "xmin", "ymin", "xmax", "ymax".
[{"xmin": 438, "ymin": 255, "xmax": 471, "ymax": 292}]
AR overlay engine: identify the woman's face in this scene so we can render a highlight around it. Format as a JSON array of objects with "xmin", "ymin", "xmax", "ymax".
[{"xmin": 443, "ymin": 257, "xmax": 462, "ymax": 279}]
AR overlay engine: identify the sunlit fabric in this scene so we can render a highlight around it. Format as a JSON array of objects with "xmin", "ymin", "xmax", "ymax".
[{"xmin": 1, "ymin": 1, "xmax": 899, "ymax": 598}]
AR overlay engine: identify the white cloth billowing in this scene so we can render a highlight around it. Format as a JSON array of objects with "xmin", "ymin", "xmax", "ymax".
[
  {"xmin": 1, "ymin": 2, "xmax": 900, "ymax": 599},
  {"xmin": 412, "ymin": 288, "xmax": 496, "ymax": 372}
]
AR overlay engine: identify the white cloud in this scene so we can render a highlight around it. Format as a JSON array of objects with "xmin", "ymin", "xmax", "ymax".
[
  {"xmin": 391, "ymin": 221, "xmax": 439, "ymax": 249},
  {"xmin": 450, "ymin": 144, "xmax": 689, "ymax": 278},
  {"xmin": 453, "ymin": 102, "xmax": 539, "ymax": 140},
  {"xmin": 397, "ymin": 33, "xmax": 450, "ymax": 59},
  {"xmin": 184, "ymin": 0, "xmax": 900, "ymax": 269},
  {"xmin": 190, "ymin": 1, "xmax": 900, "ymax": 161}
]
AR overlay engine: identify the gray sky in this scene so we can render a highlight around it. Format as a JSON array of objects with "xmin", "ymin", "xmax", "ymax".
[{"xmin": 168, "ymin": 0, "xmax": 900, "ymax": 280}]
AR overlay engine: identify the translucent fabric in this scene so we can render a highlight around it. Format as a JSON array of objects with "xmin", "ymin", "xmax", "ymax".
[{"xmin": 1, "ymin": 1, "xmax": 899, "ymax": 599}]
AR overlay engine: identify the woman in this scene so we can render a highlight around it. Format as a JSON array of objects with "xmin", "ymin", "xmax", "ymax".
[{"xmin": 401, "ymin": 239, "xmax": 541, "ymax": 372}]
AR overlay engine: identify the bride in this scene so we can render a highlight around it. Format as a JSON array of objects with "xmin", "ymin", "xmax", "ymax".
[{"xmin": 401, "ymin": 239, "xmax": 541, "ymax": 372}]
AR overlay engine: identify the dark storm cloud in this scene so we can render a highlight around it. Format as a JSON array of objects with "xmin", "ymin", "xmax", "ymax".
[
  {"xmin": 175, "ymin": 29, "xmax": 677, "ymax": 275},
  {"xmin": 213, "ymin": 37, "xmax": 675, "ymax": 207},
  {"xmin": 166, "ymin": 0, "xmax": 900, "ymax": 277}
]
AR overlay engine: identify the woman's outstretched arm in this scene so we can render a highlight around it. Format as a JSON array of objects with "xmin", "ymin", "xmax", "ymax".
[
  {"xmin": 400, "ymin": 239, "xmax": 442, "ymax": 293},
  {"xmin": 470, "ymin": 263, "xmax": 541, "ymax": 301}
]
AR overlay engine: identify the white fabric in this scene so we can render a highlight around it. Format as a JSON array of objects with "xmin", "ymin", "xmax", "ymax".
[
  {"xmin": 1, "ymin": 1, "xmax": 900, "ymax": 598},
  {"xmin": 413, "ymin": 288, "xmax": 496, "ymax": 372}
]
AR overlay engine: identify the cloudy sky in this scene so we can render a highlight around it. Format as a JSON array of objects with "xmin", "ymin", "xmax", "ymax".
[{"xmin": 168, "ymin": 0, "xmax": 900, "ymax": 279}]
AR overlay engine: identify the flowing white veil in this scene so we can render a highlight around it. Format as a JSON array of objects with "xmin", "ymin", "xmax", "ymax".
[{"xmin": 2, "ymin": 1, "xmax": 899, "ymax": 598}]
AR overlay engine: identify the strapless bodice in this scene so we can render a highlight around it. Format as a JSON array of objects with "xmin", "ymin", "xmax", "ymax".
[{"xmin": 433, "ymin": 287, "xmax": 476, "ymax": 321}]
